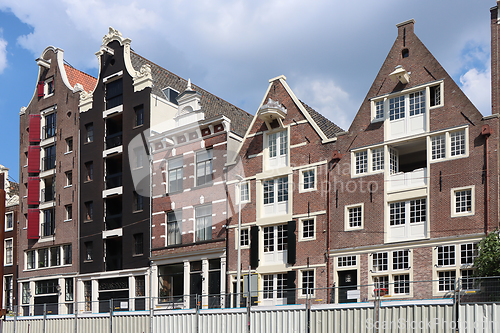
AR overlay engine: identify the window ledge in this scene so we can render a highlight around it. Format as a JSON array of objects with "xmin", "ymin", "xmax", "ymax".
[
  {"xmin": 64, "ymin": 185, "xmax": 72, "ymax": 189},
  {"xmin": 64, "ymin": 219, "xmax": 72, "ymax": 222},
  {"xmin": 64, "ymin": 151, "xmax": 73, "ymax": 155}
]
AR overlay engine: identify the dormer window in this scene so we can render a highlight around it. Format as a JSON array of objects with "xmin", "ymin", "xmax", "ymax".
[
  {"xmin": 162, "ymin": 87, "xmax": 179, "ymax": 105},
  {"xmin": 266, "ymin": 130, "xmax": 288, "ymax": 169}
]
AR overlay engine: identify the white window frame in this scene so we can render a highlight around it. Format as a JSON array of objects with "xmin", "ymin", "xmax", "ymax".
[
  {"xmin": 235, "ymin": 227, "xmax": 250, "ymax": 249},
  {"xmin": 370, "ymin": 249, "xmax": 412, "ymax": 298},
  {"xmin": 263, "ymin": 176, "xmax": 289, "ymax": 216},
  {"xmin": 299, "ymin": 269, "xmax": 315, "ymax": 298},
  {"xmin": 299, "ymin": 217, "xmax": 316, "ymax": 242},
  {"xmin": 299, "ymin": 167, "xmax": 317, "ymax": 193},
  {"xmin": 4, "ymin": 238, "xmax": 13, "ymax": 266},
  {"xmin": 429, "ymin": 127, "xmax": 469, "ymax": 163},
  {"xmin": 167, "ymin": 157, "xmax": 183, "ymax": 193},
  {"xmin": 196, "ymin": 149, "xmax": 213, "ymax": 187},
  {"xmin": 237, "ymin": 181, "xmax": 250, "ymax": 204},
  {"xmin": 64, "ymin": 204, "xmax": 72, "ymax": 222},
  {"xmin": 451, "ymin": 186, "xmax": 475, "ymax": 217},
  {"xmin": 262, "ymin": 224, "xmax": 287, "ymax": 264},
  {"xmin": 261, "ymin": 273, "xmax": 287, "ymax": 305},
  {"xmin": 345, "ymin": 203, "xmax": 364, "ymax": 231},
  {"xmin": 351, "ymin": 147, "xmax": 385, "ymax": 178},
  {"xmin": 5, "ymin": 212, "xmax": 13, "ymax": 231},
  {"xmin": 44, "ymin": 77, "xmax": 54, "ymax": 98},
  {"xmin": 337, "ymin": 255, "xmax": 357, "ymax": 268},
  {"xmin": 388, "ymin": 198, "xmax": 427, "ymax": 242}
]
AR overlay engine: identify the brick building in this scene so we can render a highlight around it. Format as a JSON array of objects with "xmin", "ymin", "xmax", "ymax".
[
  {"xmin": 225, "ymin": 76, "xmax": 344, "ymax": 306},
  {"xmin": 327, "ymin": 19, "xmax": 499, "ymax": 303},
  {"xmin": 147, "ymin": 78, "xmax": 252, "ymax": 309},
  {"xmin": 18, "ymin": 46, "xmax": 96, "ymax": 315}
]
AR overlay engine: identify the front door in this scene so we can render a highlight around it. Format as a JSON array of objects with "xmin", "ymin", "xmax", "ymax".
[{"xmin": 338, "ymin": 270, "xmax": 358, "ymax": 303}]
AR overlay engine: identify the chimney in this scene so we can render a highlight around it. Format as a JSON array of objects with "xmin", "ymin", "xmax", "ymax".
[
  {"xmin": 491, "ymin": 3, "xmax": 500, "ymax": 115},
  {"xmin": 396, "ymin": 19, "xmax": 415, "ymax": 48}
]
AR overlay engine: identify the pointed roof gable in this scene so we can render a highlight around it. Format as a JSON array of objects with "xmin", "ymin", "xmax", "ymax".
[
  {"xmin": 348, "ymin": 19, "xmax": 483, "ymax": 134},
  {"xmin": 129, "ymin": 52, "xmax": 251, "ymax": 137}
]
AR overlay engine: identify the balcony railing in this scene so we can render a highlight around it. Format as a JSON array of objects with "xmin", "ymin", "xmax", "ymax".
[
  {"xmin": 41, "ymin": 222, "xmax": 55, "ymax": 237},
  {"xmin": 105, "ymin": 132, "xmax": 123, "ymax": 150},
  {"xmin": 41, "ymin": 188, "xmax": 55, "ymax": 203},
  {"xmin": 42, "ymin": 124, "xmax": 56, "ymax": 140},
  {"xmin": 106, "ymin": 173, "xmax": 123, "ymax": 190},
  {"xmin": 105, "ymin": 213, "xmax": 122, "ymax": 230},
  {"xmin": 42, "ymin": 155, "xmax": 56, "ymax": 171},
  {"xmin": 388, "ymin": 168, "xmax": 427, "ymax": 191}
]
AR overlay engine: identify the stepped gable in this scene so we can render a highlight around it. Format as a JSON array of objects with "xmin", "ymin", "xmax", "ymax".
[{"xmin": 130, "ymin": 52, "xmax": 251, "ymax": 137}]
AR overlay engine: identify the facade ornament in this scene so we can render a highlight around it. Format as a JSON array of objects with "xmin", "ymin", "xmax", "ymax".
[
  {"xmin": 102, "ymin": 27, "xmax": 123, "ymax": 45},
  {"xmin": 260, "ymin": 98, "xmax": 287, "ymax": 114}
]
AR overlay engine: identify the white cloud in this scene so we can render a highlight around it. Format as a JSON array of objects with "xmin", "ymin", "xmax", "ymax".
[
  {"xmin": 0, "ymin": 28, "xmax": 6, "ymax": 74},
  {"xmin": 291, "ymin": 77, "xmax": 358, "ymax": 131},
  {"xmin": 460, "ymin": 66, "xmax": 491, "ymax": 115}
]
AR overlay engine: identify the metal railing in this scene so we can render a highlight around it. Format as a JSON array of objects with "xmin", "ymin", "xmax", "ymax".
[
  {"xmin": 42, "ymin": 124, "xmax": 56, "ymax": 140},
  {"xmin": 41, "ymin": 221, "xmax": 55, "ymax": 237},
  {"xmin": 105, "ymin": 173, "xmax": 123, "ymax": 189},
  {"xmin": 40, "ymin": 187, "xmax": 55, "ymax": 203},
  {"xmin": 105, "ymin": 213, "xmax": 122, "ymax": 230}
]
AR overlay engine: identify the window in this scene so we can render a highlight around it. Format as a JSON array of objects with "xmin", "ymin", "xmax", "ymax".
[
  {"xmin": 84, "ymin": 281, "xmax": 92, "ymax": 311},
  {"xmin": 4, "ymin": 239, "xmax": 12, "ymax": 265},
  {"xmin": 389, "ymin": 95, "xmax": 405, "ymax": 120},
  {"xmin": 85, "ymin": 201, "xmax": 93, "ymax": 221},
  {"xmin": 134, "ymin": 233, "xmax": 143, "ymax": 255},
  {"xmin": 85, "ymin": 242, "xmax": 93, "ymax": 261},
  {"xmin": 240, "ymin": 228, "xmax": 249, "ymax": 247},
  {"xmin": 65, "ymin": 278, "xmax": 74, "ymax": 302},
  {"xmin": 42, "ymin": 208, "xmax": 55, "ymax": 236},
  {"xmin": 50, "ymin": 246, "xmax": 60, "ymax": 267},
  {"xmin": 431, "ymin": 135, "xmax": 445, "ymax": 160},
  {"xmin": 158, "ymin": 264, "xmax": 184, "ymax": 303},
  {"xmin": 168, "ymin": 157, "xmax": 183, "ymax": 193},
  {"xmin": 437, "ymin": 245, "xmax": 455, "ymax": 266},
  {"xmin": 450, "ymin": 130, "xmax": 466, "ymax": 157},
  {"xmin": 166, "ymin": 211, "xmax": 182, "ymax": 246},
  {"xmin": 300, "ymin": 168, "xmax": 316, "ymax": 192},
  {"xmin": 392, "ymin": 250, "xmax": 409, "ymax": 270},
  {"xmin": 452, "ymin": 187, "xmax": 474, "ymax": 217},
  {"xmin": 85, "ymin": 161, "xmax": 93, "ymax": 181},
  {"xmin": 63, "ymin": 244, "xmax": 72, "ymax": 265},
  {"xmin": 135, "ymin": 276, "xmax": 146, "ymax": 297},
  {"xmin": 390, "ymin": 202, "xmax": 405, "ymax": 226},
  {"xmin": 85, "ymin": 123, "xmax": 93, "ymax": 143},
  {"xmin": 371, "ymin": 148, "xmax": 384, "ymax": 171},
  {"xmin": 301, "ymin": 270, "xmax": 314, "ymax": 296},
  {"xmin": 355, "ymin": 151, "xmax": 368, "ymax": 174},
  {"xmin": 371, "ymin": 250, "xmax": 411, "ymax": 297},
  {"xmin": 375, "ymin": 100, "xmax": 384, "ymax": 120},
  {"xmin": 66, "ymin": 137, "xmax": 73, "ymax": 153},
  {"xmin": 106, "ymin": 78, "xmax": 123, "ymax": 110},
  {"xmin": 195, "ymin": 205, "xmax": 212, "ymax": 242},
  {"xmin": 36, "ymin": 279, "xmax": 58, "ymax": 295},
  {"xmin": 43, "ymin": 112, "xmax": 57, "ymax": 139},
  {"xmin": 263, "ymin": 176, "xmax": 288, "ymax": 216},
  {"xmin": 5, "ymin": 212, "xmax": 13, "ymax": 231},
  {"xmin": 263, "ymin": 224, "xmax": 287, "ymax": 264},
  {"xmin": 134, "ymin": 105, "xmax": 144, "ymax": 127},
  {"xmin": 196, "ymin": 149, "xmax": 213, "ymax": 186},
  {"xmin": 338, "ymin": 256, "xmax": 357, "ymax": 267},
  {"xmin": 239, "ymin": 182, "xmax": 249, "ymax": 202},
  {"xmin": 372, "ymin": 252, "xmax": 388, "ymax": 272},
  {"xmin": 393, "ymin": 274, "xmax": 410, "ymax": 294},
  {"xmin": 388, "ymin": 199, "xmax": 426, "ymax": 242},
  {"xmin": 409, "ymin": 91, "xmax": 425, "ymax": 116},
  {"xmin": 267, "ymin": 130, "xmax": 288, "ymax": 168},
  {"xmin": 134, "ymin": 192, "xmax": 144, "ymax": 211},
  {"xmin": 162, "ymin": 87, "xmax": 179, "ymax": 105},
  {"xmin": 134, "ymin": 147, "xmax": 144, "ymax": 169},
  {"xmin": 300, "ymin": 218, "xmax": 315, "ymax": 241},
  {"xmin": 66, "ymin": 171, "xmax": 72, "ymax": 186},
  {"xmin": 43, "ymin": 145, "xmax": 56, "ymax": 171},
  {"xmin": 461, "ymin": 243, "xmax": 477, "ymax": 265},
  {"xmin": 22, "ymin": 283, "xmax": 30, "ymax": 304},
  {"xmin": 438, "ymin": 271, "xmax": 456, "ymax": 291},
  {"xmin": 262, "ymin": 273, "xmax": 287, "ymax": 302},
  {"xmin": 45, "ymin": 77, "xmax": 54, "ymax": 96},
  {"xmin": 345, "ymin": 204, "xmax": 363, "ymax": 230},
  {"xmin": 65, "ymin": 205, "xmax": 72, "ymax": 221},
  {"xmin": 38, "ymin": 248, "xmax": 49, "ymax": 268},
  {"xmin": 4, "ymin": 276, "xmax": 12, "ymax": 311},
  {"xmin": 430, "ymin": 85, "xmax": 441, "ymax": 107},
  {"xmin": 461, "ymin": 270, "xmax": 475, "ymax": 290},
  {"xmin": 26, "ymin": 250, "xmax": 35, "ymax": 270}
]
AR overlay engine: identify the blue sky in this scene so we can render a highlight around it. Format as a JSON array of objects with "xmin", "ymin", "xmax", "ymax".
[{"xmin": 0, "ymin": 0, "xmax": 495, "ymax": 183}]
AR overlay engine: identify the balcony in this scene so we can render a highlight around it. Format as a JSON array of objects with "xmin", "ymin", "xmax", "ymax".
[
  {"xmin": 42, "ymin": 124, "xmax": 56, "ymax": 140},
  {"xmin": 105, "ymin": 132, "xmax": 123, "ymax": 150},
  {"xmin": 105, "ymin": 213, "xmax": 122, "ymax": 230},
  {"xmin": 41, "ymin": 221, "xmax": 55, "ymax": 237},
  {"xmin": 42, "ymin": 155, "xmax": 56, "ymax": 172},
  {"xmin": 41, "ymin": 188, "xmax": 55, "ymax": 203},
  {"xmin": 388, "ymin": 168, "xmax": 427, "ymax": 191}
]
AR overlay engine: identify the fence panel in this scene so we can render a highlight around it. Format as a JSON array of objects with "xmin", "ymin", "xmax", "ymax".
[
  {"xmin": 459, "ymin": 303, "xmax": 500, "ymax": 333},
  {"xmin": 77, "ymin": 315, "xmax": 109, "ymax": 333},
  {"xmin": 310, "ymin": 303, "xmax": 374, "ymax": 333},
  {"xmin": 199, "ymin": 308, "xmax": 246, "ymax": 333},
  {"xmin": 113, "ymin": 314, "xmax": 149, "ymax": 333},
  {"xmin": 250, "ymin": 305, "xmax": 306, "ymax": 333},
  {"xmin": 152, "ymin": 309, "xmax": 196, "ymax": 333}
]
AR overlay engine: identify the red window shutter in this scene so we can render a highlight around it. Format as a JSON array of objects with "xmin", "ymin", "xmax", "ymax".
[
  {"xmin": 37, "ymin": 82, "xmax": 44, "ymax": 97},
  {"xmin": 29, "ymin": 115, "xmax": 41, "ymax": 143},
  {"xmin": 27, "ymin": 209, "xmax": 40, "ymax": 240},
  {"xmin": 27, "ymin": 146, "xmax": 41, "ymax": 173},
  {"xmin": 27, "ymin": 177, "xmax": 40, "ymax": 205}
]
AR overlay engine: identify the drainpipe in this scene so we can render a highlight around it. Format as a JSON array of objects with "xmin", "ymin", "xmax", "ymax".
[{"xmin": 482, "ymin": 124, "xmax": 491, "ymax": 234}]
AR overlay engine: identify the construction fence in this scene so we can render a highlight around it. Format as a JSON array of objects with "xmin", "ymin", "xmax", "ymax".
[{"xmin": 1, "ymin": 277, "xmax": 500, "ymax": 333}]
